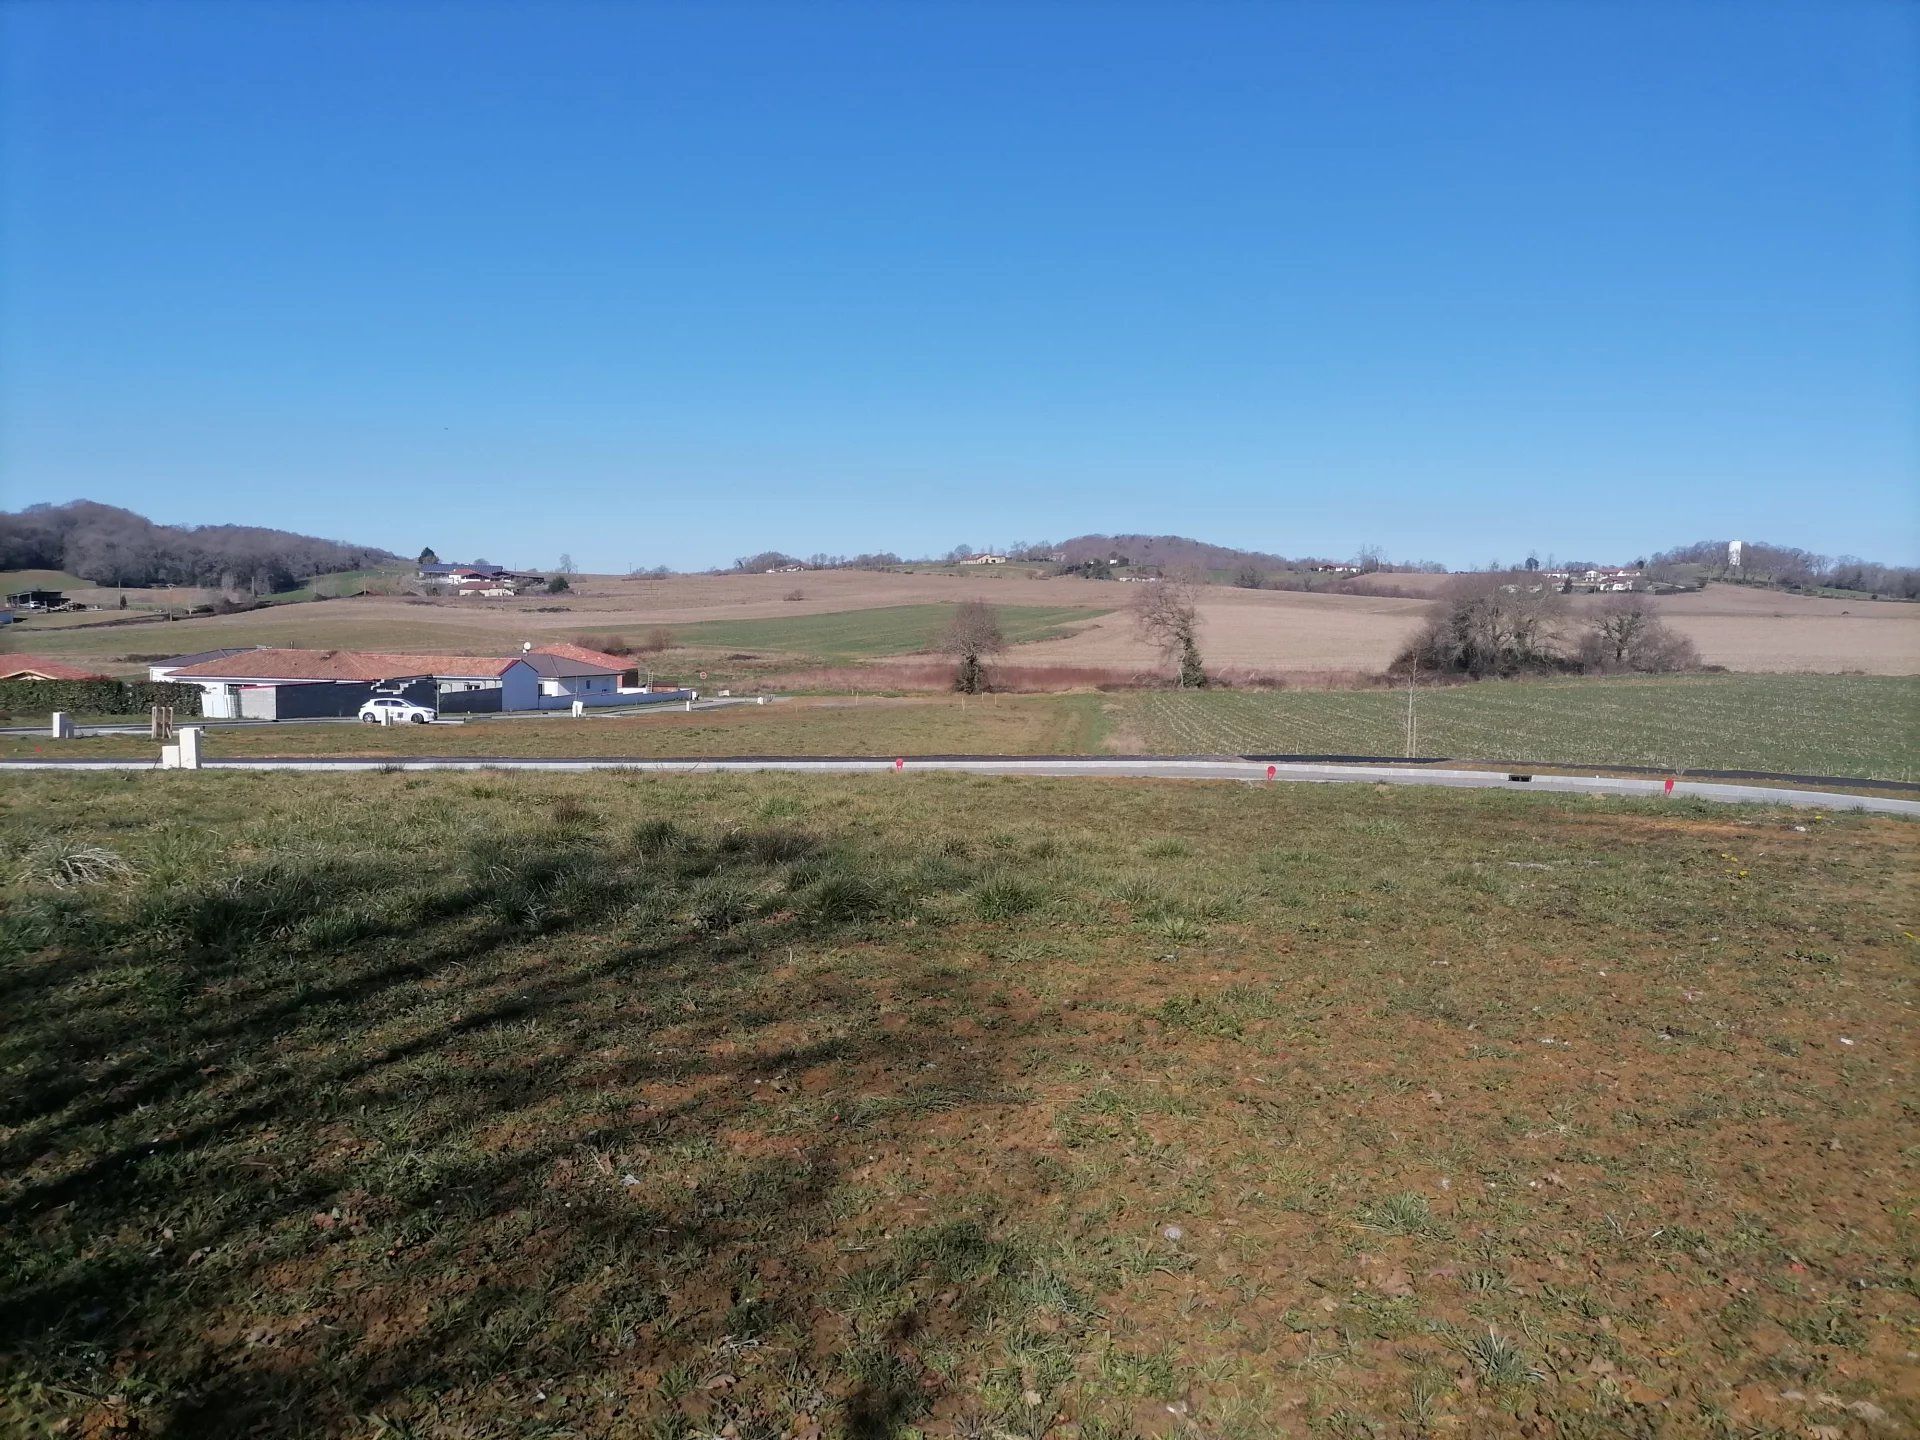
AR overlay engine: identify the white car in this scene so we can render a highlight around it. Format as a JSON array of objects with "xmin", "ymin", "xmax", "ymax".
[{"xmin": 358, "ymin": 696, "xmax": 435, "ymax": 725}]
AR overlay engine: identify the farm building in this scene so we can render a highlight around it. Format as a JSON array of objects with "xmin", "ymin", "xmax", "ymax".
[
  {"xmin": 0, "ymin": 653, "xmax": 110, "ymax": 681},
  {"xmin": 419, "ymin": 563, "xmax": 542, "ymax": 590},
  {"xmin": 5, "ymin": 589, "xmax": 71, "ymax": 612}
]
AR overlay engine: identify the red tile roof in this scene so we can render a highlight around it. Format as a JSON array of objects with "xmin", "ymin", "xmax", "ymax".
[
  {"xmin": 0, "ymin": 653, "xmax": 111, "ymax": 681},
  {"xmin": 168, "ymin": 648, "xmax": 524, "ymax": 681}
]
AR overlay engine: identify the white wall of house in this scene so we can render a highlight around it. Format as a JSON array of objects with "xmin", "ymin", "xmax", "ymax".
[
  {"xmin": 534, "ymin": 672, "xmax": 623, "ymax": 708},
  {"xmin": 195, "ymin": 682, "xmax": 241, "ymax": 718},
  {"xmin": 539, "ymin": 673, "xmax": 617, "ymax": 697}
]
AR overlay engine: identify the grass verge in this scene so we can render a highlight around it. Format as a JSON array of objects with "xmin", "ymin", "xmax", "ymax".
[{"xmin": 1116, "ymin": 674, "xmax": 1920, "ymax": 780}]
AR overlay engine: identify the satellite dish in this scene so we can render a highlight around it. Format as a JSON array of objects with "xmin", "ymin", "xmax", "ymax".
[{"xmin": 522, "ymin": 640, "xmax": 532, "ymax": 652}]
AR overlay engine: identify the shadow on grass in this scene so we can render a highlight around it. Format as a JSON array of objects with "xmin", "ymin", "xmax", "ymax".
[{"xmin": 0, "ymin": 813, "xmax": 1047, "ymax": 1438}]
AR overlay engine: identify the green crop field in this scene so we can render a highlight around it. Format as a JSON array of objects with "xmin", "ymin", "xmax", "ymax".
[
  {"xmin": 666, "ymin": 603, "xmax": 1104, "ymax": 658},
  {"xmin": 258, "ymin": 566, "xmax": 414, "ymax": 604},
  {"xmin": 2, "ymin": 771, "xmax": 1914, "ymax": 1437},
  {"xmin": 1119, "ymin": 674, "xmax": 1920, "ymax": 780},
  {"xmin": 0, "ymin": 695, "xmax": 1114, "ymax": 762},
  {"xmin": 8, "ymin": 675, "xmax": 1915, "ymax": 783}
]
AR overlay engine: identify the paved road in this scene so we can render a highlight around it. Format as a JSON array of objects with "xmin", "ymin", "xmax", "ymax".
[{"xmin": 6, "ymin": 754, "xmax": 1916, "ymax": 815}]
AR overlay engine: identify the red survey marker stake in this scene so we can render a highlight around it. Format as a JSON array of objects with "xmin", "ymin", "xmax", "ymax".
[{"xmin": 1664, "ymin": 777, "xmax": 1675, "ymax": 797}]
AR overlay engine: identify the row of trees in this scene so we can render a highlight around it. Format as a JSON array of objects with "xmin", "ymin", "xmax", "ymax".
[
  {"xmin": 946, "ymin": 570, "xmax": 1705, "ymax": 693},
  {"xmin": 1395, "ymin": 575, "xmax": 1699, "ymax": 678},
  {"xmin": 729, "ymin": 550, "xmax": 907, "ymax": 573},
  {"xmin": 939, "ymin": 581, "xmax": 1209, "ymax": 692},
  {"xmin": 1, "ymin": 501, "xmax": 396, "ymax": 594}
]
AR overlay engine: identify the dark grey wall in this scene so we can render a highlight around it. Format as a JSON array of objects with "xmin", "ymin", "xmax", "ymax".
[
  {"xmin": 268, "ymin": 678, "xmax": 437, "ymax": 719},
  {"xmin": 439, "ymin": 686, "xmax": 503, "ymax": 714}
]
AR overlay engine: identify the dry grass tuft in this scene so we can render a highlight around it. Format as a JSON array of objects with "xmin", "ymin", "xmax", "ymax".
[{"xmin": 13, "ymin": 838, "xmax": 137, "ymax": 888}]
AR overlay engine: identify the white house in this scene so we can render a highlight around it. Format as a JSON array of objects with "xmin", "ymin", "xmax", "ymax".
[
  {"xmin": 519, "ymin": 650, "xmax": 627, "ymax": 707},
  {"xmin": 166, "ymin": 643, "xmax": 648, "ymax": 718},
  {"xmin": 960, "ymin": 554, "xmax": 1007, "ymax": 565},
  {"xmin": 167, "ymin": 648, "xmax": 539, "ymax": 718}
]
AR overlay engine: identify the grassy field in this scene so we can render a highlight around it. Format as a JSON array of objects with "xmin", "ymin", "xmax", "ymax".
[
  {"xmin": 0, "ymin": 696, "xmax": 1113, "ymax": 762},
  {"xmin": 1, "ymin": 772, "xmax": 1914, "ymax": 1438},
  {"xmin": 0, "ymin": 598, "xmax": 1107, "ymax": 690},
  {"xmin": 258, "ymin": 566, "xmax": 415, "ymax": 605},
  {"xmin": 0, "ymin": 603, "xmax": 529, "ymax": 668},
  {"xmin": 664, "ymin": 604, "xmax": 1105, "ymax": 659},
  {"xmin": 6, "ymin": 675, "xmax": 1914, "ymax": 782},
  {"xmin": 1117, "ymin": 674, "xmax": 1920, "ymax": 780},
  {"xmin": 0, "ymin": 569, "xmax": 93, "ymax": 592}
]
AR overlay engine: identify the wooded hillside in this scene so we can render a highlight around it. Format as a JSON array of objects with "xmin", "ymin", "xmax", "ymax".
[{"xmin": 0, "ymin": 501, "xmax": 397, "ymax": 593}]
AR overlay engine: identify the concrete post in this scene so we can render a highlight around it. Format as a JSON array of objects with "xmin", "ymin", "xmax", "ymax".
[
  {"xmin": 49, "ymin": 711, "xmax": 73, "ymax": 739},
  {"xmin": 177, "ymin": 727, "xmax": 203, "ymax": 770}
]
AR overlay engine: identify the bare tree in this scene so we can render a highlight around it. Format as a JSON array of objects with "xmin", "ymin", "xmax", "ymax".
[
  {"xmin": 1132, "ymin": 576, "xmax": 1207, "ymax": 687},
  {"xmin": 557, "ymin": 552, "xmax": 576, "ymax": 575},
  {"xmin": 1575, "ymin": 593, "xmax": 1700, "ymax": 673},
  {"xmin": 1395, "ymin": 573, "xmax": 1568, "ymax": 678},
  {"xmin": 1231, "ymin": 564, "xmax": 1264, "ymax": 590},
  {"xmin": 940, "ymin": 599, "xmax": 1007, "ymax": 693}
]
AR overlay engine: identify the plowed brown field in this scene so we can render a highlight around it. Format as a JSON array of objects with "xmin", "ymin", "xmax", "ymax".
[{"xmin": 8, "ymin": 567, "xmax": 1916, "ymax": 677}]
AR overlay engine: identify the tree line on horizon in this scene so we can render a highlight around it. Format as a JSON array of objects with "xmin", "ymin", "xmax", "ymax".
[
  {"xmin": 0, "ymin": 500, "xmax": 398, "ymax": 595},
  {"xmin": 1647, "ymin": 540, "xmax": 1919, "ymax": 598},
  {"xmin": 6, "ymin": 499, "xmax": 1912, "ymax": 602}
]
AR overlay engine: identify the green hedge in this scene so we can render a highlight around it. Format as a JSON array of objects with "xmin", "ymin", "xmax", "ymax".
[{"xmin": 0, "ymin": 679, "xmax": 202, "ymax": 718}]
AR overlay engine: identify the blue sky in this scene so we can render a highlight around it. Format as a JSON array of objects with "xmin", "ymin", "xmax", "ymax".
[{"xmin": 2, "ymin": 0, "xmax": 1915, "ymax": 571}]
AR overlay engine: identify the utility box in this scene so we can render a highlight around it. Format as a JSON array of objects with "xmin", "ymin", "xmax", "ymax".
[
  {"xmin": 179, "ymin": 727, "xmax": 202, "ymax": 768},
  {"xmin": 49, "ymin": 711, "xmax": 73, "ymax": 739},
  {"xmin": 163, "ymin": 727, "xmax": 205, "ymax": 770}
]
